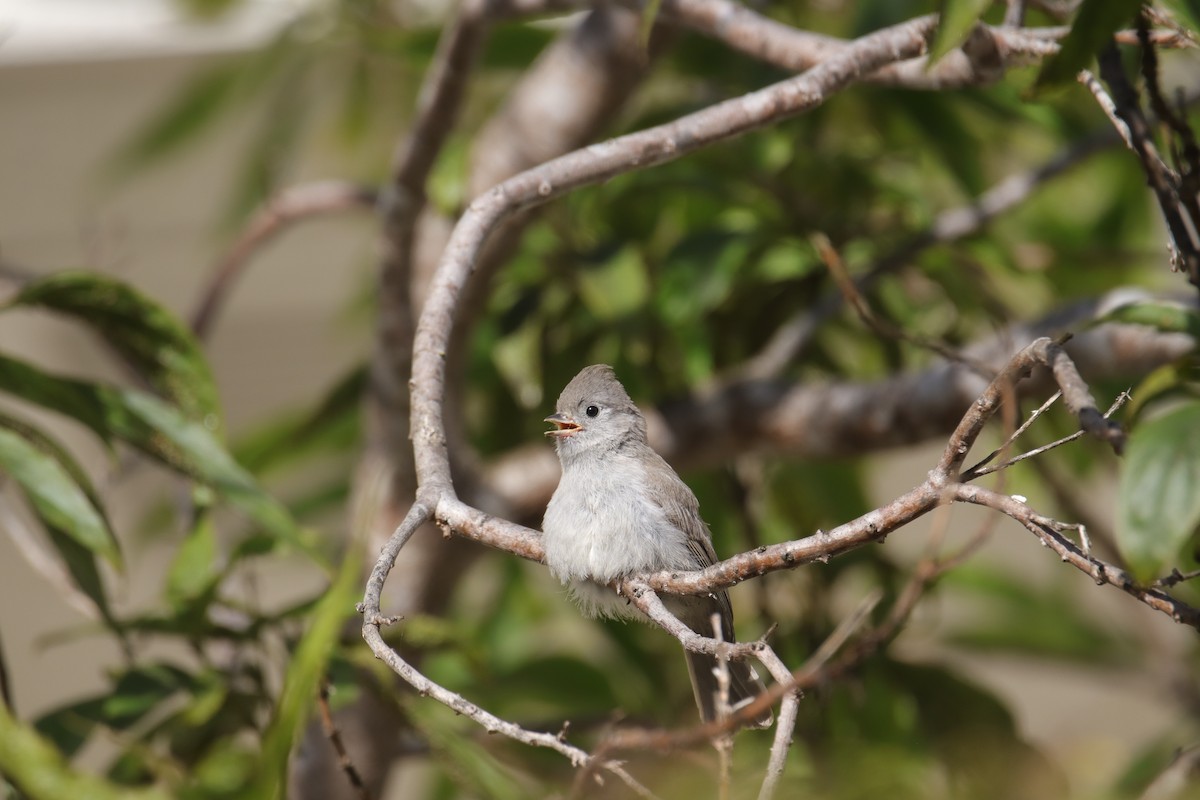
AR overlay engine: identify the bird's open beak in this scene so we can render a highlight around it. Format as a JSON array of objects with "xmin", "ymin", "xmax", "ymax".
[{"xmin": 544, "ymin": 412, "xmax": 581, "ymax": 437}]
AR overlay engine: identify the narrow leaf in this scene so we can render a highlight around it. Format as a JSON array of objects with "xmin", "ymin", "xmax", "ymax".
[
  {"xmin": 1116, "ymin": 401, "xmax": 1200, "ymax": 582},
  {"xmin": 638, "ymin": 0, "xmax": 664, "ymax": 50},
  {"xmin": 9, "ymin": 272, "xmax": 221, "ymax": 426},
  {"xmin": 0, "ymin": 354, "xmax": 315, "ymax": 561},
  {"xmin": 242, "ymin": 536, "xmax": 362, "ymax": 799},
  {"xmin": 929, "ymin": 0, "xmax": 992, "ymax": 65},
  {"xmin": 1034, "ymin": 0, "xmax": 1143, "ymax": 90},
  {"xmin": 0, "ymin": 427, "xmax": 121, "ymax": 570},
  {"xmin": 45, "ymin": 527, "xmax": 114, "ymax": 623},
  {"xmin": 114, "ymin": 61, "xmax": 246, "ymax": 170},
  {"xmin": 33, "ymin": 697, "xmax": 108, "ymax": 759},
  {"xmin": 166, "ymin": 512, "xmax": 220, "ymax": 611},
  {"xmin": 232, "ymin": 364, "xmax": 365, "ymax": 475},
  {"xmin": 0, "ymin": 702, "xmax": 170, "ymax": 800},
  {"xmin": 1091, "ymin": 300, "xmax": 1200, "ymax": 340}
]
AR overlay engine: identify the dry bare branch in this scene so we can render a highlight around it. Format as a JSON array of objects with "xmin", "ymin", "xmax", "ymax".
[
  {"xmin": 190, "ymin": 181, "xmax": 377, "ymax": 339},
  {"xmin": 411, "ymin": 14, "xmax": 940, "ymax": 499},
  {"xmin": 316, "ymin": 679, "xmax": 374, "ymax": 800},
  {"xmin": 1087, "ymin": 43, "xmax": 1200, "ymax": 287},
  {"xmin": 954, "ymin": 484, "xmax": 1200, "ymax": 627}
]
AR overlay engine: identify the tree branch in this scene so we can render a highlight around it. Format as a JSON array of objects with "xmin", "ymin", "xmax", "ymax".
[
  {"xmin": 190, "ymin": 181, "xmax": 377, "ymax": 340},
  {"xmin": 359, "ymin": 7, "xmax": 1200, "ymax": 793},
  {"xmin": 411, "ymin": 14, "xmax": 940, "ymax": 499}
]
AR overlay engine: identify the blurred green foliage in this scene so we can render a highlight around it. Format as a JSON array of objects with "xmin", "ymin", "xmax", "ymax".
[{"xmin": 2, "ymin": 0, "xmax": 1200, "ymax": 798}]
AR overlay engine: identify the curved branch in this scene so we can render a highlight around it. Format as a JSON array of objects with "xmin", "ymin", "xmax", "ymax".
[
  {"xmin": 359, "ymin": 497, "xmax": 658, "ymax": 796},
  {"xmin": 190, "ymin": 181, "xmax": 377, "ymax": 340},
  {"xmin": 411, "ymin": 14, "xmax": 940, "ymax": 498}
]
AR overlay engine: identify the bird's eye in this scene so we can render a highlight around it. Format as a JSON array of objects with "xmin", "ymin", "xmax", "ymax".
[{"xmin": 585, "ymin": 405, "xmax": 600, "ymax": 418}]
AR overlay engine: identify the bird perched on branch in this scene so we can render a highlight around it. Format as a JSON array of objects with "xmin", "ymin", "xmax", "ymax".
[{"xmin": 542, "ymin": 364, "xmax": 770, "ymax": 726}]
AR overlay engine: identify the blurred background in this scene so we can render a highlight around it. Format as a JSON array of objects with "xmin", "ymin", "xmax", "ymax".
[{"xmin": 1, "ymin": 1, "xmax": 1199, "ymax": 798}]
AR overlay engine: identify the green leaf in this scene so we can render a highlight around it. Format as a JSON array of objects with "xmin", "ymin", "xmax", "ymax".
[
  {"xmin": 578, "ymin": 246, "xmax": 650, "ymax": 320},
  {"xmin": 638, "ymin": 0, "xmax": 664, "ymax": 50},
  {"xmin": 114, "ymin": 61, "xmax": 247, "ymax": 170},
  {"xmin": 103, "ymin": 664, "xmax": 196, "ymax": 727},
  {"xmin": 0, "ymin": 354, "xmax": 315, "ymax": 562},
  {"xmin": 241, "ymin": 535, "xmax": 362, "ymax": 799},
  {"xmin": 193, "ymin": 743, "xmax": 257, "ymax": 796},
  {"xmin": 33, "ymin": 698, "xmax": 107, "ymax": 759},
  {"xmin": 114, "ymin": 35, "xmax": 294, "ymax": 174},
  {"xmin": 1123, "ymin": 362, "xmax": 1199, "ymax": 425},
  {"xmin": 0, "ymin": 701, "xmax": 171, "ymax": 800},
  {"xmin": 8, "ymin": 271, "xmax": 221, "ymax": 426},
  {"xmin": 1117, "ymin": 401, "xmax": 1200, "ymax": 582},
  {"xmin": 406, "ymin": 701, "xmax": 533, "ymax": 800},
  {"xmin": 166, "ymin": 512, "xmax": 220, "ymax": 612},
  {"xmin": 224, "ymin": 59, "xmax": 310, "ymax": 225},
  {"xmin": 45, "ymin": 527, "xmax": 115, "ymax": 624},
  {"xmin": 1034, "ymin": 0, "xmax": 1143, "ymax": 90},
  {"xmin": 929, "ymin": 0, "xmax": 992, "ymax": 65},
  {"xmin": 0, "ymin": 425, "xmax": 121, "ymax": 570},
  {"xmin": 942, "ymin": 566, "xmax": 1132, "ymax": 662},
  {"xmin": 118, "ymin": 390, "xmax": 319, "ymax": 561},
  {"xmin": 233, "ymin": 365, "xmax": 365, "ymax": 475},
  {"xmin": 1091, "ymin": 299, "xmax": 1200, "ymax": 340},
  {"xmin": 0, "ymin": 412, "xmax": 117, "ymax": 619}
]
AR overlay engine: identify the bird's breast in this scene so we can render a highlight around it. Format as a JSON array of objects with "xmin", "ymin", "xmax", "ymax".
[{"xmin": 542, "ymin": 461, "xmax": 694, "ymax": 588}]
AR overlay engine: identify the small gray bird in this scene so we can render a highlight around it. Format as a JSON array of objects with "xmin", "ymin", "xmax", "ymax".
[{"xmin": 542, "ymin": 364, "xmax": 770, "ymax": 725}]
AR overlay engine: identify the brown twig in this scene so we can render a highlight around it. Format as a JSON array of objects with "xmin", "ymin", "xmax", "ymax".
[
  {"xmin": 1004, "ymin": 0, "xmax": 1026, "ymax": 28},
  {"xmin": 1088, "ymin": 43, "xmax": 1200, "ymax": 288},
  {"xmin": 954, "ymin": 484, "xmax": 1200, "ymax": 627},
  {"xmin": 316, "ymin": 679, "xmax": 373, "ymax": 800},
  {"xmin": 588, "ymin": 590, "xmax": 877, "ymax": 762},
  {"xmin": 648, "ymin": 0, "xmax": 1188, "ymax": 90},
  {"xmin": 190, "ymin": 181, "xmax": 377, "ymax": 339},
  {"xmin": 961, "ymin": 390, "xmax": 1130, "ymax": 480},
  {"xmin": 813, "ymin": 232, "xmax": 995, "ymax": 377}
]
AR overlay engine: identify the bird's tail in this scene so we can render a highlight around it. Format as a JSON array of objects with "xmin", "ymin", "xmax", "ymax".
[
  {"xmin": 684, "ymin": 648, "xmax": 773, "ymax": 728},
  {"xmin": 674, "ymin": 596, "xmax": 773, "ymax": 728}
]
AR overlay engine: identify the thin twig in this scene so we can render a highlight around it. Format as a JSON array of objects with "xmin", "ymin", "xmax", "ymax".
[
  {"xmin": 813, "ymin": 232, "xmax": 994, "ymax": 377},
  {"xmin": 316, "ymin": 679, "xmax": 373, "ymax": 800},
  {"xmin": 190, "ymin": 181, "xmax": 377, "ymax": 339},
  {"xmin": 955, "ymin": 484, "xmax": 1200, "ymax": 626},
  {"xmin": 1155, "ymin": 568, "xmax": 1200, "ymax": 589},
  {"xmin": 963, "ymin": 391, "xmax": 1062, "ymax": 475},
  {"xmin": 1090, "ymin": 43, "xmax": 1200, "ymax": 287},
  {"xmin": 1004, "ymin": 0, "xmax": 1026, "ymax": 28},
  {"xmin": 961, "ymin": 390, "xmax": 1129, "ymax": 480}
]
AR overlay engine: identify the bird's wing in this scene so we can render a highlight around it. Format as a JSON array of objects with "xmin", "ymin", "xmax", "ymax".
[
  {"xmin": 640, "ymin": 448, "xmax": 736, "ymax": 637},
  {"xmin": 639, "ymin": 448, "xmax": 718, "ymax": 565}
]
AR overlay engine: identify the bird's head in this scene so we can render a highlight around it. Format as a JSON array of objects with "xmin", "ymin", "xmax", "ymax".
[{"xmin": 545, "ymin": 364, "xmax": 647, "ymax": 462}]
